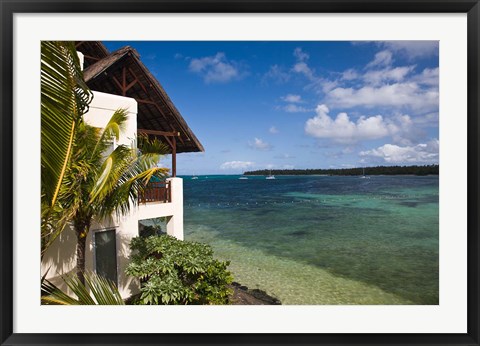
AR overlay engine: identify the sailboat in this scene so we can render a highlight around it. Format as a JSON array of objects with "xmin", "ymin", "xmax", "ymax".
[
  {"xmin": 191, "ymin": 172, "xmax": 198, "ymax": 180},
  {"xmin": 360, "ymin": 167, "xmax": 370, "ymax": 179},
  {"xmin": 266, "ymin": 170, "xmax": 275, "ymax": 180}
]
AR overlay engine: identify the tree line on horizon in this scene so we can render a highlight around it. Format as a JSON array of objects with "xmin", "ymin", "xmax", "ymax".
[{"xmin": 244, "ymin": 164, "xmax": 439, "ymax": 176}]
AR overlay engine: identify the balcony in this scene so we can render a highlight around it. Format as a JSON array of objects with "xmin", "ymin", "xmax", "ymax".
[
  {"xmin": 139, "ymin": 180, "xmax": 171, "ymax": 204},
  {"xmin": 137, "ymin": 177, "xmax": 183, "ymax": 240}
]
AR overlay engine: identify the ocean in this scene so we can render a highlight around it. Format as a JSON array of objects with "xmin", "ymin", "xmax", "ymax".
[{"xmin": 182, "ymin": 174, "xmax": 439, "ymax": 305}]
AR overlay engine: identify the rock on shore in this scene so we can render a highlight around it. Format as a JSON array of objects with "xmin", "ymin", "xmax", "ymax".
[{"xmin": 229, "ymin": 282, "xmax": 281, "ymax": 305}]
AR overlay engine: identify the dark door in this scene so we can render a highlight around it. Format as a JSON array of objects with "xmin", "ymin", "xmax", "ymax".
[{"xmin": 94, "ymin": 229, "xmax": 118, "ymax": 285}]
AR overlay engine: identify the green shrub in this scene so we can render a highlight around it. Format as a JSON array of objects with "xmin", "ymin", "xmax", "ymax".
[{"xmin": 126, "ymin": 235, "xmax": 233, "ymax": 305}]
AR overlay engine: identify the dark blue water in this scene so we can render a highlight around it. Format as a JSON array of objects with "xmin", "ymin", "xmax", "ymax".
[{"xmin": 182, "ymin": 175, "xmax": 439, "ymax": 305}]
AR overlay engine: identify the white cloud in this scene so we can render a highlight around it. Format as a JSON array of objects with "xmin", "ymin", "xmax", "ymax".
[
  {"xmin": 262, "ymin": 64, "xmax": 290, "ymax": 84},
  {"xmin": 318, "ymin": 79, "xmax": 339, "ymax": 93},
  {"xmin": 269, "ymin": 126, "xmax": 279, "ymax": 134},
  {"xmin": 363, "ymin": 66, "xmax": 415, "ymax": 86},
  {"xmin": 413, "ymin": 112, "xmax": 439, "ymax": 126},
  {"xmin": 220, "ymin": 161, "xmax": 255, "ymax": 170},
  {"xmin": 291, "ymin": 48, "xmax": 314, "ymax": 79},
  {"xmin": 249, "ymin": 137, "xmax": 272, "ymax": 151},
  {"xmin": 292, "ymin": 62, "xmax": 314, "ymax": 80},
  {"xmin": 360, "ymin": 139, "xmax": 439, "ymax": 164},
  {"xmin": 325, "ymin": 82, "xmax": 438, "ymax": 112},
  {"xmin": 304, "ymin": 105, "xmax": 420, "ymax": 145},
  {"xmin": 305, "ymin": 104, "xmax": 390, "ymax": 143},
  {"xmin": 342, "ymin": 68, "xmax": 359, "ymax": 81},
  {"xmin": 189, "ymin": 52, "xmax": 243, "ymax": 83},
  {"xmin": 281, "ymin": 94, "xmax": 303, "ymax": 103},
  {"xmin": 414, "ymin": 67, "xmax": 439, "ymax": 86},
  {"xmin": 381, "ymin": 41, "xmax": 439, "ymax": 59},
  {"xmin": 281, "ymin": 104, "xmax": 310, "ymax": 113},
  {"xmin": 320, "ymin": 48, "xmax": 439, "ymax": 113},
  {"xmin": 366, "ymin": 50, "xmax": 393, "ymax": 68},
  {"xmin": 293, "ymin": 47, "xmax": 310, "ymax": 61}
]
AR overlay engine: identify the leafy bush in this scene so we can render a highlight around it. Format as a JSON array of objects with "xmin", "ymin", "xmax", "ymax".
[{"xmin": 126, "ymin": 235, "xmax": 233, "ymax": 305}]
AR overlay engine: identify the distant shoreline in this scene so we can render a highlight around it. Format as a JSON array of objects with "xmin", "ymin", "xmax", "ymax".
[
  {"xmin": 244, "ymin": 164, "xmax": 439, "ymax": 176},
  {"xmin": 241, "ymin": 174, "xmax": 439, "ymax": 177}
]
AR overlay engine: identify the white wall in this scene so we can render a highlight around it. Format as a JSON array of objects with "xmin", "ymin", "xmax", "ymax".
[
  {"xmin": 83, "ymin": 91, "xmax": 138, "ymax": 147},
  {"xmin": 42, "ymin": 91, "xmax": 185, "ymax": 300}
]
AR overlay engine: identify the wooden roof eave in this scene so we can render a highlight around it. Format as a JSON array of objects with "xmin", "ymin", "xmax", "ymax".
[
  {"xmin": 83, "ymin": 46, "xmax": 205, "ymax": 154},
  {"xmin": 128, "ymin": 54, "xmax": 205, "ymax": 153}
]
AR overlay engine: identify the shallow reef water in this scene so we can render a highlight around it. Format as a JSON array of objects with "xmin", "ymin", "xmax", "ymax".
[{"xmin": 183, "ymin": 175, "xmax": 439, "ymax": 305}]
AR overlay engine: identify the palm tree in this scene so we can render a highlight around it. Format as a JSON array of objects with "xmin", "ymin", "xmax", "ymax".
[
  {"xmin": 41, "ymin": 41, "xmax": 93, "ymax": 256},
  {"xmin": 59, "ymin": 109, "xmax": 169, "ymax": 284}
]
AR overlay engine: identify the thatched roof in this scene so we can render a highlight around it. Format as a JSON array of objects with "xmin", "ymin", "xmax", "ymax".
[
  {"xmin": 75, "ymin": 41, "xmax": 109, "ymax": 69},
  {"xmin": 76, "ymin": 41, "xmax": 204, "ymax": 154}
]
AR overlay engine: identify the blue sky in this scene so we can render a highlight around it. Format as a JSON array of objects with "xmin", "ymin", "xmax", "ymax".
[{"xmin": 104, "ymin": 41, "xmax": 439, "ymax": 175}]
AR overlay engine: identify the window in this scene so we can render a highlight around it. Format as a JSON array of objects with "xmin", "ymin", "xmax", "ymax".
[
  {"xmin": 94, "ymin": 229, "xmax": 117, "ymax": 285},
  {"xmin": 138, "ymin": 218, "xmax": 167, "ymax": 237}
]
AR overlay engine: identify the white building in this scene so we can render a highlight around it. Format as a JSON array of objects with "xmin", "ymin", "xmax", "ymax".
[{"xmin": 41, "ymin": 42, "xmax": 204, "ymax": 298}]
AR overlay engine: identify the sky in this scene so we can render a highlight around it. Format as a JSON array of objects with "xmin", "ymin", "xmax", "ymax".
[{"xmin": 103, "ymin": 41, "xmax": 439, "ymax": 175}]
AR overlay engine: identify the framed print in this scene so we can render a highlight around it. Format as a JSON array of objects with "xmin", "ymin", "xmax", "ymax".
[{"xmin": 1, "ymin": 1, "xmax": 479, "ymax": 345}]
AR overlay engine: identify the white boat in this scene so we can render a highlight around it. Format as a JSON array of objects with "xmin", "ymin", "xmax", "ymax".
[
  {"xmin": 191, "ymin": 172, "xmax": 198, "ymax": 180},
  {"xmin": 239, "ymin": 176, "xmax": 248, "ymax": 180},
  {"xmin": 266, "ymin": 170, "xmax": 275, "ymax": 180},
  {"xmin": 360, "ymin": 168, "xmax": 370, "ymax": 179}
]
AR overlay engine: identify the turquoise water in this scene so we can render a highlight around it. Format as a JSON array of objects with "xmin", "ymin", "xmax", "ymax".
[{"xmin": 182, "ymin": 175, "xmax": 439, "ymax": 305}]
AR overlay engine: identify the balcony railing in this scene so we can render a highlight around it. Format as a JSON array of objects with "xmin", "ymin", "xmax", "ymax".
[{"xmin": 139, "ymin": 180, "xmax": 171, "ymax": 204}]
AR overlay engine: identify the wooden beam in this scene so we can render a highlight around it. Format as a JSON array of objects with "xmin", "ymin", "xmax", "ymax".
[
  {"xmin": 122, "ymin": 67, "xmax": 127, "ymax": 96},
  {"xmin": 128, "ymin": 67, "xmax": 148, "ymax": 94},
  {"xmin": 150, "ymin": 103, "xmax": 184, "ymax": 145},
  {"xmin": 153, "ymin": 103, "xmax": 168, "ymax": 121},
  {"xmin": 162, "ymin": 135, "xmax": 173, "ymax": 149},
  {"xmin": 176, "ymin": 131, "xmax": 185, "ymax": 145},
  {"xmin": 82, "ymin": 54, "xmax": 101, "ymax": 61},
  {"xmin": 135, "ymin": 98, "xmax": 157, "ymax": 105},
  {"xmin": 138, "ymin": 129, "xmax": 178, "ymax": 137},
  {"xmin": 168, "ymin": 123, "xmax": 185, "ymax": 145},
  {"xmin": 137, "ymin": 129, "xmax": 179, "ymax": 151},
  {"xmin": 172, "ymin": 136, "xmax": 177, "ymax": 177},
  {"xmin": 125, "ymin": 79, "xmax": 138, "ymax": 93},
  {"xmin": 111, "ymin": 75, "xmax": 123, "ymax": 94}
]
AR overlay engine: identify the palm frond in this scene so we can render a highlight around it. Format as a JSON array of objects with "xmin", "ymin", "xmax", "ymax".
[
  {"xmin": 41, "ymin": 271, "xmax": 124, "ymax": 305},
  {"xmin": 84, "ymin": 273, "xmax": 125, "ymax": 305},
  {"xmin": 89, "ymin": 145, "xmax": 135, "ymax": 205},
  {"xmin": 41, "ymin": 41, "xmax": 92, "ymax": 208},
  {"xmin": 93, "ymin": 108, "xmax": 129, "ymax": 158},
  {"xmin": 41, "ymin": 41, "xmax": 93, "ymax": 255}
]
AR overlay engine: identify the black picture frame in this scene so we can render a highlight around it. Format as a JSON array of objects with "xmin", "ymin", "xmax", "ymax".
[{"xmin": 1, "ymin": 1, "xmax": 479, "ymax": 345}]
